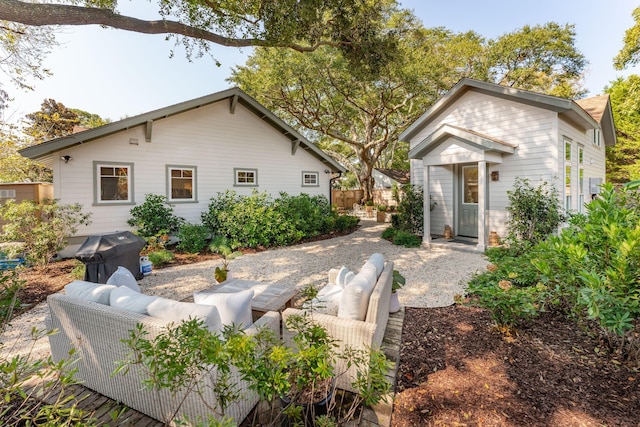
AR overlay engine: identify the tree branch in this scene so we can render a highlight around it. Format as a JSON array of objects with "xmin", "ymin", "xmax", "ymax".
[{"xmin": 0, "ymin": 0, "xmax": 343, "ymax": 52}]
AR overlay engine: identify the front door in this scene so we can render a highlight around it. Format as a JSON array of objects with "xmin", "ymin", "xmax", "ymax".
[{"xmin": 459, "ymin": 165, "xmax": 478, "ymax": 237}]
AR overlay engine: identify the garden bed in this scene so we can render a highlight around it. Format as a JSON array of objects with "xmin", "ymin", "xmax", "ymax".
[{"xmin": 393, "ymin": 305, "xmax": 640, "ymax": 426}]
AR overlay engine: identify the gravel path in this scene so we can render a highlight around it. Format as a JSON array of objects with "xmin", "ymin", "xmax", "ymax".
[{"xmin": 2, "ymin": 220, "xmax": 487, "ymax": 359}]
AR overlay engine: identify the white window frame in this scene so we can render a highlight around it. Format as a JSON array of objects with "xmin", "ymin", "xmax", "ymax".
[
  {"xmin": 94, "ymin": 161, "xmax": 134, "ymax": 205},
  {"xmin": 564, "ymin": 139, "xmax": 573, "ymax": 211},
  {"xmin": 234, "ymin": 168, "xmax": 258, "ymax": 187},
  {"xmin": 0, "ymin": 189, "xmax": 16, "ymax": 199},
  {"xmin": 593, "ymin": 129, "xmax": 601, "ymax": 147},
  {"xmin": 302, "ymin": 171, "xmax": 319, "ymax": 187},
  {"xmin": 578, "ymin": 145, "xmax": 584, "ymax": 212},
  {"xmin": 167, "ymin": 165, "xmax": 197, "ymax": 203}
]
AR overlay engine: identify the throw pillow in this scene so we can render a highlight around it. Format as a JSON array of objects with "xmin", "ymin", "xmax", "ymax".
[
  {"xmin": 110, "ymin": 285, "xmax": 158, "ymax": 315},
  {"xmin": 335, "ymin": 267, "xmax": 355, "ymax": 288},
  {"xmin": 193, "ymin": 290, "xmax": 254, "ymax": 329},
  {"xmin": 367, "ymin": 253, "xmax": 385, "ymax": 278},
  {"xmin": 337, "ymin": 262, "xmax": 378, "ymax": 320},
  {"xmin": 64, "ymin": 281, "xmax": 117, "ymax": 305},
  {"xmin": 106, "ymin": 266, "xmax": 141, "ymax": 293},
  {"xmin": 147, "ymin": 297, "xmax": 223, "ymax": 333},
  {"xmin": 303, "ymin": 283, "xmax": 343, "ymax": 316}
]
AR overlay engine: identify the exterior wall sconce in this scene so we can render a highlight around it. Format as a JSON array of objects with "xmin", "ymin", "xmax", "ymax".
[
  {"xmin": 324, "ymin": 169, "xmax": 331, "ymax": 174},
  {"xmin": 491, "ymin": 171, "xmax": 499, "ymax": 181},
  {"xmin": 61, "ymin": 155, "xmax": 72, "ymax": 163}
]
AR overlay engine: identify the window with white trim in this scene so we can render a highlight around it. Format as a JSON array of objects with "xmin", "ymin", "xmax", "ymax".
[
  {"xmin": 167, "ymin": 166, "xmax": 196, "ymax": 202},
  {"xmin": 565, "ymin": 139, "xmax": 572, "ymax": 211},
  {"xmin": 234, "ymin": 168, "xmax": 258, "ymax": 186},
  {"xmin": 578, "ymin": 145, "xmax": 584, "ymax": 212},
  {"xmin": 302, "ymin": 171, "xmax": 319, "ymax": 187},
  {"xmin": 95, "ymin": 162, "xmax": 133, "ymax": 204},
  {"xmin": 593, "ymin": 129, "xmax": 601, "ymax": 147}
]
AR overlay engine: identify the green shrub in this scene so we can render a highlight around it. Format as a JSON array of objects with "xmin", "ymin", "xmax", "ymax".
[
  {"xmin": 396, "ymin": 184, "xmax": 424, "ymax": 235},
  {"xmin": 201, "ymin": 191, "xmax": 358, "ymax": 249},
  {"xmin": 176, "ymin": 223, "xmax": 210, "ymax": 253},
  {"xmin": 148, "ymin": 249, "xmax": 175, "ymax": 266},
  {"xmin": 381, "ymin": 227, "xmax": 396, "ymax": 240},
  {"xmin": 0, "ymin": 269, "xmax": 23, "ymax": 324},
  {"xmin": 128, "ymin": 194, "xmax": 183, "ymax": 238},
  {"xmin": 506, "ymin": 178, "xmax": 565, "ymax": 244},
  {"xmin": 70, "ymin": 260, "xmax": 86, "ymax": 281},
  {"xmin": 392, "ymin": 230, "xmax": 422, "ymax": 248},
  {"xmin": 0, "ymin": 199, "xmax": 91, "ymax": 266}
]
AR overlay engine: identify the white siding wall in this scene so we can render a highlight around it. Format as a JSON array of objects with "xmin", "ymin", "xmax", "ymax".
[
  {"xmin": 558, "ymin": 119, "xmax": 606, "ymax": 213},
  {"xmin": 410, "ymin": 90, "xmax": 562, "ymax": 239},
  {"xmin": 54, "ymin": 101, "xmax": 333, "ymax": 236}
]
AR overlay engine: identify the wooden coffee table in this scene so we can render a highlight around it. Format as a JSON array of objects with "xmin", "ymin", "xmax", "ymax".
[{"xmin": 200, "ymin": 279, "xmax": 297, "ymax": 317}]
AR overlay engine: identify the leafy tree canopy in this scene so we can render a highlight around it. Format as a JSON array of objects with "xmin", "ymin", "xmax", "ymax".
[
  {"xmin": 0, "ymin": 0, "xmax": 399, "ymax": 72},
  {"xmin": 231, "ymin": 13, "xmax": 587, "ymax": 200},
  {"xmin": 0, "ymin": 125, "xmax": 51, "ymax": 182},
  {"xmin": 23, "ymin": 98, "xmax": 80, "ymax": 143},
  {"xmin": 605, "ymin": 75, "xmax": 640, "ymax": 183},
  {"xmin": 614, "ymin": 6, "xmax": 640, "ymax": 70}
]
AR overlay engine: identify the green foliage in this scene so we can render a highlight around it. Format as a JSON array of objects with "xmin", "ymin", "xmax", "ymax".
[
  {"xmin": 0, "ymin": 269, "xmax": 22, "ymax": 325},
  {"xmin": 176, "ymin": 223, "xmax": 210, "ymax": 253},
  {"xmin": 0, "ymin": 125, "xmax": 51, "ymax": 183},
  {"xmin": 614, "ymin": 6, "xmax": 640, "ymax": 69},
  {"xmin": 506, "ymin": 178, "xmax": 565, "ymax": 245},
  {"xmin": 0, "ymin": 199, "xmax": 91, "ymax": 266},
  {"xmin": 119, "ymin": 307, "xmax": 391, "ymax": 426},
  {"xmin": 23, "ymin": 98, "xmax": 79, "ymax": 143},
  {"xmin": 381, "ymin": 226, "xmax": 421, "ymax": 248},
  {"xmin": 604, "ymin": 76, "xmax": 640, "ymax": 183},
  {"xmin": 209, "ymin": 235, "xmax": 242, "ymax": 282},
  {"xmin": 488, "ymin": 23, "xmax": 587, "ymax": 98},
  {"xmin": 128, "ymin": 194, "xmax": 183, "ymax": 238},
  {"xmin": 69, "ymin": 259, "xmax": 85, "ymax": 281},
  {"xmin": 202, "ymin": 191, "xmax": 357, "ymax": 249},
  {"xmin": 1, "ymin": 270, "xmax": 102, "ymax": 426},
  {"xmin": 392, "ymin": 270, "xmax": 405, "ymax": 293},
  {"xmin": 392, "ymin": 230, "xmax": 422, "ymax": 248},
  {"xmin": 147, "ymin": 249, "xmax": 175, "ymax": 266},
  {"xmin": 470, "ymin": 184, "xmax": 640, "ymax": 357},
  {"xmin": 117, "ymin": 319, "xmax": 240, "ymax": 424},
  {"xmin": 396, "ymin": 184, "xmax": 430, "ymax": 235}
]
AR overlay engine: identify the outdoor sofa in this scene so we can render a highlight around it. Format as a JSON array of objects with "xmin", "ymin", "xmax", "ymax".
[
  {"xmin": 281, "ymin": 253, "xmax": 393, "ymax": 392},
  {"xmin": 47, "ymin": 286, "xmax": 280, "ymax": 425}
]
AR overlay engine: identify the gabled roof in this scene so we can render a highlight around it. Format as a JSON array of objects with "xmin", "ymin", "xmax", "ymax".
[
  {"xmin": 19, "ymin": 87, "xmax": 345, "ymax": 172},
  {"xmin": 409, "ymin": 124, "xmax": 517, "ymax": 159},
  {"xmin": 400, "ymin": 78, "xmax": 616, "ymax": 147},
  {"xmin": 576, "ymin": 94, "xmax": 617, "ymax": 147},
  {"xmin": 375, "ymin": 168, "xmax": 410, "ymax": 184}
]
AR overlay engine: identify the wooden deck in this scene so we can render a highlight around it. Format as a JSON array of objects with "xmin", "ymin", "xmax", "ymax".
[{"xmin": 23, "ymin": 309, "xmax": 405, "ymax": 426}]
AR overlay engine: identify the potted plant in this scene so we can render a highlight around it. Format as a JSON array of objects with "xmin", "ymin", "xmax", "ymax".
[
  {"xmin": 389, "ymin": 269, "xmax": 405, "ymax": 313},
  {"xmin": 376, "ymin": 205, "xmax": 388, "ymax": 222},
  {"xmin": 364, "ymin": 200, "xmax": 374, "ymax": 218},
  {"xmin": 208, "ymin": 235, "xmax": 242, "ymax": 283}
]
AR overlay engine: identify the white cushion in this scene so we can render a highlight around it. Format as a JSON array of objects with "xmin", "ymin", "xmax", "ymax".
[
  {"xmin": 110, "ymin": 286, "xmax": 158, "ymax": 315},
  {"xmin": 303, "ymin": 284, "xmax": 343, "ymax": 316},
  {"xmin": 147, "ymin": 297, "xmax": 223, "ymax": 333},
  {"xmin": 367, "ymin": 253, "xmax": 385, "ymax": 278},
  {"xmin": 64, "ymin": 281, "xmax": 117, "ymax": 305},
  {"xmin": 337, "ymin": 263, "xmax": 377, "ymax": 320},
  {"xmin": 193, "ymin": 290, "xmax": 254, "ymax": 329},
  {"xmin": 335, "ymin": 267, "xmax": 355, "ymax": 288},
  {"xmin": 106, "ymin": 266, "xmax": 141, "ymax": 293}
]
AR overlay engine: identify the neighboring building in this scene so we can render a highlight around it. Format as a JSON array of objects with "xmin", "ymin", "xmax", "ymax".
[
  {"xmin": 372, "ymin": 168, "xmax": 410, "ymax": 189},
  {"xmin": 0, "ymin": 182, "xmax": 53, "ymax": 227},
  {"xmin": 400, "ymin": 78, "xmax": 616, "ymax": 251},
  {"xmin": 19, "ymin": 88, "xmax": 345, "ymax": 243},
  {"xmin": 372, "ymin": 168, "xmax": 409, "ymax": 207}
]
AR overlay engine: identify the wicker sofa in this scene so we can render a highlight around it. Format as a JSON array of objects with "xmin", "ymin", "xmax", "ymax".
[
  {"xmin": 47, "ymin": 293, "xmax": 280, "ymax": 425},
  {"xmin": 281, "ymin": 255, "xmax": 393, "ymax": 392}
]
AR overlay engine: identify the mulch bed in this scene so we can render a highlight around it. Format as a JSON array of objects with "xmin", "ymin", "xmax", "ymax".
[{"xmin": 393, "ymin": 305, "xmax": 640, "ymax": 426}]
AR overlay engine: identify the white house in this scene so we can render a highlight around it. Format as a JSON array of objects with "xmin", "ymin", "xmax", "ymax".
[
  {"xmin": 20, "ymin": 88, "xmax": 345, "ymax": 242},
  {"xmin": 399, "ymin": 78, "xmax": 616, "ymax": 251}
]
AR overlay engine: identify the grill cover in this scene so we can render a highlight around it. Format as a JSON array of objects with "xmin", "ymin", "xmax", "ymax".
[{"xmin": 75, "ymin": 231, "xmax": 146, "ymax": 283}]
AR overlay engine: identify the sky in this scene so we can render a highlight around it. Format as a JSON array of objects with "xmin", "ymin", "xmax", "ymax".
[{"xmin": 4, "ymin": 0, "xmax": 639, "ymax": 125}]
